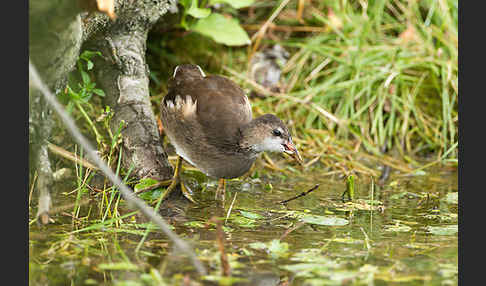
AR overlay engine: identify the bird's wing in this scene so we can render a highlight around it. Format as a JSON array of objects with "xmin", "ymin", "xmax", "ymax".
[{"xmin": 164, "ymin": 75, "xmax": 252, "ymax": 148}]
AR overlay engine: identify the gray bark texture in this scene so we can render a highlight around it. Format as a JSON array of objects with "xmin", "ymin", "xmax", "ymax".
[
  {"xmin": 29, "ymin": 0, "xmax": 84, "ymax": 224},
  {"xmin": 83, "ymin": 0, "xmax": 174, "ymax": 181},
  {"xmin": 29, "ymin": 0, "xmax": 176, "ymax": 224}
]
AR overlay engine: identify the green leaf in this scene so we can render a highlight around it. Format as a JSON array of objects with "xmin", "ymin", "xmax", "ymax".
[
  {"xmin": 66, "ymin": 85, "xmax": 80, "ymax": 101},
  {"xmin": 184, "ymin": 221, "xmax": 206, "ymax": 228},
  {"xmin": 80, "ymin": 70, "xmax": 91, "ymax": 84},
  {"xmin": 239, "ymin": 210, "xmax": 263, "ymax": 219},
  {"xmin": 191, "ymin": 13, "xmax": 251, "ymax": 46},
  {"xmin": 80, "ymin": 50, "xmax": 102, "ymax": 61},
  {"xmin": 78, "ymin": 88, "xmax": 92, "ymax": 102},
  {"xmin": 184, "ymin": 0, "xmax": 211, "ymax": 18},
  {"xmin": 249, "ymin": 239, "xmax": 289, "ymax": 259},
  {"xmin": 267, "ymin": 239, "xmax": 289, "ymax": 259},
  {"xmin": 209, "ymin": 0, "xmax": 255, "ymax": 9},
  {"xmin": 300, "ymin": 215, "xmax": 349, "ymax": 226},
  {"xmin": 179, "ymin": 0, "xmax": 191, "ymax": 8},
  {"xmin": 92, "ymin": 88, "xmax": 105, "ymax": 97},
  {"xmin": 85, "ymin": 82, "xmax": 96, "ymax": 90},
  {"xmin": 230, "ymin": 215, "xmax": 257, "ymax": 228},
  {"xmin": 138, "ymin": 189, "xmax": 162, "ymax": 202},
  {"xmin": 426, "ymin": 225, "xmax": 458, "ymax": 236},
  {"xmin": 134, "ymin": 178, "xmax": 159, "ymax": 193},
  {"xmin": 87, "ymin": 61, "xmax": 94, "ymax": 70}
]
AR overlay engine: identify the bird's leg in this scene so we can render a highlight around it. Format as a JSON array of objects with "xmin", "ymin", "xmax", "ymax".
[
  {"xmin": 215, "ymin": 178, "xmax": 226, "ymax": 205},
  {"xmin": 157, "ymin": 156, "xmax": 196, "ymax": 203}
]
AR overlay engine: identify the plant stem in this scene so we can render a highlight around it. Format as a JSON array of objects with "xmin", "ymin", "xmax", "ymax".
[{"xmin": 76, "ymin": 101, "xmax": 103, "ymax": 146}]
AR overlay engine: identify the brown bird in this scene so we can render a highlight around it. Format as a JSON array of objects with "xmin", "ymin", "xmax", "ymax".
[{"xmin": 159, "ymin": 64, "xmax": 302, "ymax": 203}]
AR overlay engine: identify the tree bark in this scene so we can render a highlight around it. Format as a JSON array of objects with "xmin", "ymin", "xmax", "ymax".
[
  {"xmin": 29, "ymin": 0, "xmax": 176, "ymax": 223},
  {"xmin": 29, "ymin": 0, "xmax": 85, "ymax": 224},
  {"xmin": 83, "ymin": 0, "xmax": 174, "ymax": 180}
]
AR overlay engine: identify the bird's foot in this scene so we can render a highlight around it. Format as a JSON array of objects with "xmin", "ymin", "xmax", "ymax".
[
  {"xmin": 180, "ymin": 180, "xmax": 196, "ymax": 203},
  {"xmin": 155, "ymin": 177, "xmax": 196, "ymax": 204},
  {"xmin": 215, "ymin": 178, "xmax": 226, "ymax": 205}
]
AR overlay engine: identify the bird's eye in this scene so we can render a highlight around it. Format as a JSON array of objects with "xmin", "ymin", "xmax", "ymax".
[{"xmin": 272, "ymin": 129, "xmax": 282, "ymax": 137}]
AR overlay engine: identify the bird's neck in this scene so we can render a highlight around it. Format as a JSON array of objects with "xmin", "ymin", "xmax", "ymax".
[{"xmin": 238, "ymin": 115, "xmax": 268, "ymax": 155}]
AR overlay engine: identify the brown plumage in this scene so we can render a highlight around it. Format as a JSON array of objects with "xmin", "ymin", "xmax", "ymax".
[{"xmin": 160, "ymin": 64, "xmax": 301, "ymax": 193}]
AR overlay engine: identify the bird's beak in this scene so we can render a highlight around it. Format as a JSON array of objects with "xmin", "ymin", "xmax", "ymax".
[{"xmin": 283, "ymin": 140, "xmax": 303, "ymax": 165}]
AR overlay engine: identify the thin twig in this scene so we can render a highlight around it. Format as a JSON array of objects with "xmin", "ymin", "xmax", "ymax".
[
  {"xmin": 29, "ymin": 61, "xmax": 207, "ymax": 276},
  {"xmin": 296, "ymin": 0, "xmax": 305, "ymax": 23},
  {"xmin": 304, "ymin": 58, "xmax": 332, "ymax": 83},
  {"xmin": 243, "ymin": 23, "xmax": 327, "ymax": 33},
  {"xmin": 48, "ymin": 142, "xmax": 99, "ymax": 170},
  {"xmin": 29, "ymin": 171, "xmax": 38, "ymax": 208},
  {"xmin": 359, "ymin": 226, "xmax": 371, "ymax": 256},
  {"xmin": 279, "ymin": 221, "xmax": 305, "ymax": 240},
  {"xmin": 278, "ymin": 184, "xmax": 319, "ymax": 204},
  {"xmin": 225, "ymin": 192, "xmax": 238, "ymax": 225},
  {"xmin": 303, "ymin": 152, "xmax": 324, "ymax": 168},
  {"xmin": 210, "ymin": 217, "xmax": 231, "ymax": 277}
]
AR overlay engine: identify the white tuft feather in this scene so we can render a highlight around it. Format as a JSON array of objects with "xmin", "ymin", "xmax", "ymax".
[
  {"xmin": 243, "ymin": 94, "xmax": 252, "ymax": 118},
  {"xmin": 173, "ymin": 66, "xmax": 180, "ymax": 78},
  {"xmin": 182, "ymin": 95, "xmax": 197, "ymax": 117},
  {"xmin": 166, "ymin": 100, "xmax": 175, "ymax": 109},
  {"xmin": 196, "ymin": 65, "xmax": 206, "ymax": 77},
  {"xmin": 175, "ymin": 95, "xmax": 183, "ymax": 109}
]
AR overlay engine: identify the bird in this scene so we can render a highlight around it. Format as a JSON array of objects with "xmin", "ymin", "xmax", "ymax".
[{"xmin": 159, "ymin": 64, "xmax": 302, "ymax": 204}]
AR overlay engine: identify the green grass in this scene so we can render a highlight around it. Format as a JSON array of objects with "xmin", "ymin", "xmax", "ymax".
[
  {"xmin": 148, "ymin": 0, "xmax": 458, "ymax": 169},
  {"xmin": 264, "ymin": 0, "xmax": 456, "ymax": 157}
]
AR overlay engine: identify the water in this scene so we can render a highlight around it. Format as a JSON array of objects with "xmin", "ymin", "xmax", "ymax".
[{"xmin": 29, "ymin": 166, "xmax": 458, "ymax": 285}]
